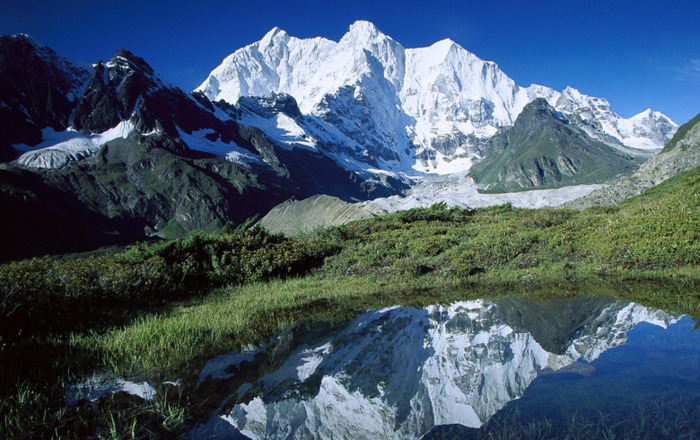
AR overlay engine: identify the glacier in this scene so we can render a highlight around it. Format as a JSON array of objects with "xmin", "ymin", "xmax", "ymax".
[
  {"xmin": 15, "ymin": 121, "xmax": 134, "ymax": 169},
  {"xmin": 360, "ymin": 171, "xmax": 608, "ymax": 212}
]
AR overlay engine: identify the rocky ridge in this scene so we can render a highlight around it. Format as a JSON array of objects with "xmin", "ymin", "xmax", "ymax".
[
  {"xmin": 565, "ymin": 112, "xmax": 700, "ymax": 209},
  {"xmin": 0, "ymin": 34, "xmax": 91, "ymax": 161},
  {"xmin": 0, "ymin": 36, "xmax": 405, "ymax": 259}
]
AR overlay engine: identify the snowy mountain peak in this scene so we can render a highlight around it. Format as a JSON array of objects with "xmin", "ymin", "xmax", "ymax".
[
  {"xmin": 632, "ymin": 107, "xmax": 671, "ymax": 123},
  {"xmin": 262, "ymin": 26, "xmax": 285, "ymax": 39},
  {"xmin": 196, "ymin": 21, "xmax": 678, "ymax": 174},
  {"xmin": 562, "ymin": 85, "xmax": 584, "ymax": 98},
  {"xmin": 338, "ymin": 20, "xmax": 405, "ymax": 89},
  {"xmin": 435, "ymin": 37, "xmax": 458, "ymax": 47},
  {"xmin": 339, "ymin": 20, "xmax": 402, "ymax": 58},
  {"xmin": 559, "ymin": 86, "xmax": 611, "ymax": 109},
  {"xmin": 346, "ymin": 20, "xmax": 384, "ymax": 39},
  {"xmin": 259, "ymin": 26, "xmax": 290, "ymax": 51},
  {"xmin": 424, "ymin": 38, "xmax": 464, "ymax": 61}
]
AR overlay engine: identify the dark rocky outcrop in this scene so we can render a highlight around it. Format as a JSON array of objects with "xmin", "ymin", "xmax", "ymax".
[
  {"xmin": 0, "ymin": 34, "xmax": 91, "ymax": 160},
  {"xmin": 69, "ymin": 49, "xmax": 246, "ymax": 157},
  {"xmin": 237, "ymin": 92, "xmax": 302, "ymax": 119}
]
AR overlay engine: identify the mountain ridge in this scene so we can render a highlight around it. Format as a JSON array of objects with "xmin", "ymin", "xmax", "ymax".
[
  {"xmin": 0, "ymin": 27, "xmax": 687, "ymax": 258},
  {"xmin": 0, "ymin": 38, "xmax": 406, "ymax": 259},
  {"xmin": 197, "ymin": 20, "xmax": 677, "ymax": 174},
  {"xmin": 468, "ymin": 99, "xmax": 644, "ymax": 192},
  {"xmin": 564, "ymin": 111, "xmax": 700, "ymax": 209}
]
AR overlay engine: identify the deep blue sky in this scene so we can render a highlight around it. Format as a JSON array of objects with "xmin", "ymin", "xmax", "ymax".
[{"xmin": 2, "ymin": 0, "xmax": 698, "ymax": 123}]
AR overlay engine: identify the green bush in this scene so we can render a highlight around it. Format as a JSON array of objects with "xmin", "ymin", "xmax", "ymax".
[
  {"xmin": 0, "ymin": 221, "xmax": 340, "ymax": 336},
  {"xmin": 389, "ymin": 202, "xmax": 472, "ymax": 223}
]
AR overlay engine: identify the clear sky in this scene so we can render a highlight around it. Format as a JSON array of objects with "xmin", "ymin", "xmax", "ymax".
[{"xmin": 2, "ymin": 0, "xmax": 698, "ymax": 123}]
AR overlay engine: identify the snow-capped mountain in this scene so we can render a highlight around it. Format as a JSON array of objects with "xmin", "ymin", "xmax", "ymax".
[
  {"xmin": 0, "ymin": 27, "xmax": 683, "ymax": 256},
  {"xmin": 0, "ymin": 36, "xmax": 407, "ymax": 258},
  {"xmin": 197, "ymin": 20, "xmax": 677, "ymax": 174},
  {"xmin": 195, "ymin": 298, "xmax": 679, "ymax": 440}
]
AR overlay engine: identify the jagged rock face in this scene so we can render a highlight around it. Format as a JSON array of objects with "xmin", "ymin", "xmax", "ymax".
[
  {"xmin": 468, "ymin": 99, "xmax": 644, "ymax": 192},
  {"xmin": 0, "ymin": 39, "xmax": 409, "ymax": 258},
  {"xmin": 194, "ymin": 297, "xmax": 678, "ymax": 440},
  {"xmin": 197, "ymin": 21, "xmax": 677, "ymax": 174},
  {"xmin": 9, "ymin": 47, "xmax": 256, "ymax": 169},
  {"xmin": 566, "ymin": 112, "xmax": 700, "ymax": 209},
  {"xmin": 237, "ymin": 92, "xmax": 302, "ymax": 119},
  {"xmin": 72, "ymin": 54, "xmax": 141, "ymax": 133},
  {"xmin": 0, "ymin": 34, "xmax": 91, "ymax": 160},
  {"xmin": 70, "ymin": 49, "xmax": 243, "ymax": 150},
  {"xmin": 0, "ymin": 134, "xmax": 290, "ymax": 259}
]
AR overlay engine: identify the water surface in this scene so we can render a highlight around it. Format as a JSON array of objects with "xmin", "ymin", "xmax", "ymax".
[{"xmin": 182, "ymin": 295, "xmax": 700, "ymax": 439}]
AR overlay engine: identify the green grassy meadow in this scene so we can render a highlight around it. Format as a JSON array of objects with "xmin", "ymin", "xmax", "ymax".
[{"xmin": 1, "ymin": 166, "xmax": 700, "ymax": 438}]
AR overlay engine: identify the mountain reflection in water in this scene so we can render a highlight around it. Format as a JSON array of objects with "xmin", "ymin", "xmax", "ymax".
[{"xmin": 187, "ymin": 295, "xmax": 696, "ymax": 439}]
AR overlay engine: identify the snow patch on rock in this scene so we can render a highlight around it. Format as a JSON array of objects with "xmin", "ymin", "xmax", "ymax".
[
  {"xmin": 15, "ymin": 121, "xmax": 134, "ymax": 169},
  {"xmin": 177, "ymin": 127, "xmax": 264, "ymax": 167}
]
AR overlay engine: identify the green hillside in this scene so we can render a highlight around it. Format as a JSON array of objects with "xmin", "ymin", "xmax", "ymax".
[
  {"xmin": 469, "ymin": 99, "xmax": 643, "ymax": 192},
  {"xmin": 1, "ymin": 165, "xmax": 699, "ymax": 438},
  {"xmin": 662, "ymin": 111, "xmax": 700, "ymax": 153}
]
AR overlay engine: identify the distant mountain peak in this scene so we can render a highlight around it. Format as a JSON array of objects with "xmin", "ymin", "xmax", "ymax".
[
  {"xmin": 347, "ymin": 20, "xmax": 383, "ymax": 37},
  {"xmin": 263, "ymin": 26, "xmax": 285, "ymax": 37},
  {"xmin": 259, "ymin": 26, "xmax": 290, "ymax": 50},
  {"xmin": 340, "ymin": 20, "xmax": 401, "ymax": 54},
  {"xmin": 632, "ymin": 107, "xmax": 671, "ymax": 122},
  {"xmin": 7, "ymin": 33, "xmax": 44, "ymax": 48},
  {"xmin": 426, "ymin": 38, "xmax": 463, "ymax": 59},
  {"xmin": 469, "ymin": 95, "xmax": 646, "ymax": 192},
  {"xmin": 106, "ymin": 49, "xmax": 155, "ymax": 76},
  {"xmin": 196, "ymin": 22, "xmax": 677, "ymax": 174}
]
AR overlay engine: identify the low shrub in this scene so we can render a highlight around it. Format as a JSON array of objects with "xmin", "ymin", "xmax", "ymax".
[{"xmin": 0, "ymin": 221, "xmax": 340, "ymax": 336}]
